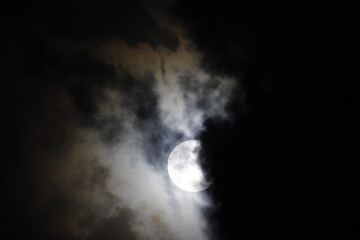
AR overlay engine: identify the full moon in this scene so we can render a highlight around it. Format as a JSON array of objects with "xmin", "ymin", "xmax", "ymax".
[{"xmin": 167, "ymin": 140, "xmax": 210, "ymax": 192}]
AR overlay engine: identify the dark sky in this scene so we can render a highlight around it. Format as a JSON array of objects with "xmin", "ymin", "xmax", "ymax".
[
  {"xmin": 175, "ymin": 1, "xmax": 358, "ymax": 238},
  {"xmin": 2, "ymin": 0, "xmax": 359, "ymax": 239}
]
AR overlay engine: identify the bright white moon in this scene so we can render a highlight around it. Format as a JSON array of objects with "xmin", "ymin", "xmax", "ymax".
[{"xmin": 167, "ymin": 140, "xmax": 210, "ymax": 192}]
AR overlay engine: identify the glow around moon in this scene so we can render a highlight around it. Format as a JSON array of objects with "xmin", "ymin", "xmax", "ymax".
[{"xmin": 167, "ymin": 140, "xmax": 210, "ymax": 192}]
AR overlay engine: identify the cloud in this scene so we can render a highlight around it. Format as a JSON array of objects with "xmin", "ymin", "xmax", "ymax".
[
  {"xmin": 93, "ymin": 27, "xmax": 235, "ymax": 137},
  {"xmin": 3, "ymin": 4, "xmax": 237, "ymax": 240}
]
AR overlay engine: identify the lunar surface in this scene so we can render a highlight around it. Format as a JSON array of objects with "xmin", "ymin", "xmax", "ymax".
[{"xmin": 167, "ymin": 140, "xmax": 210, "ymax": 192}]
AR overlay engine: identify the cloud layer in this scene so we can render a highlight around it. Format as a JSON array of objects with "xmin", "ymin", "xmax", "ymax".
[{"xmin": 3, "ymin": 3, "xmax": 236, "ymax": 240}]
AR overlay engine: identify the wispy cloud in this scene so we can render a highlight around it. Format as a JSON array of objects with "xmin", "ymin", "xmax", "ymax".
[{"xmin": 17, "ymin": 13, "xmax": 236, "ymax": 240}]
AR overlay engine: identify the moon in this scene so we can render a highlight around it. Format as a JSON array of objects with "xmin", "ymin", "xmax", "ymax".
[{"xmin": 167, "ymin": 140, "xmax": 210, "ymax": 192}]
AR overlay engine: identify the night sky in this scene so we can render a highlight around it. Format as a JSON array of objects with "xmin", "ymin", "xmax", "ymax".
[{"xmin": 2, "ymin": 1, "xmax": 358, "ymax": 239}]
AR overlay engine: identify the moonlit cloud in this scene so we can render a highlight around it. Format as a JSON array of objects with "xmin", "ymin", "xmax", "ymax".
[
  {"xmin": 94, "ymin": 27, "xmax": 234, "ymax": 137},
  {"xmin": 75, "ymin": 25, "xmax": 235, "ymax": 239},
  {"xmin": 16, "ymin": 10, "xmax": 236, "ymax": 240}
]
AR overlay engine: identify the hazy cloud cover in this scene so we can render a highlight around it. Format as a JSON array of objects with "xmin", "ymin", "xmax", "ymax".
[
  {"xmin": 4, "ymin": 1, "xmax": 358, "ymax": 239},
  {"xmin": 2, "ymin": 1, "xmax": 237, "ymax": 239}
]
